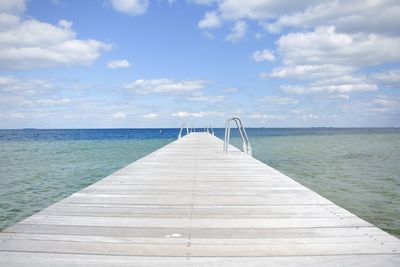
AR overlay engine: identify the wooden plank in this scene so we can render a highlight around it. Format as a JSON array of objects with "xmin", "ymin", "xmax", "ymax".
[
  {"xmin": 1, "ymin": 252, "xmax": 399, "ymax": 267},
  {"xmin": 0, "ymin": 132, "xmax": 399, "ymax": 266},
  {"xmin": 1, "ymin": 232, "xmax": 398, "ymax": 245}
]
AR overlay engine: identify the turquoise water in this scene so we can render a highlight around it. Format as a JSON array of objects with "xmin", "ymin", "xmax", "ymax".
[
  {"xmin": 0, "ymin": 128, "xmax": 399, "ymax": 238},
  {"xmin": 247, "ymin": 133, "xmax": 400, "ymax": 237},
  {"xmin": 0, "ymin": 135, "xmax": 173, "ymax": 230}
]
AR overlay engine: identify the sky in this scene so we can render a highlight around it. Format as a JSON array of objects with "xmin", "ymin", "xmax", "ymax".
[{"xmin": 0, "ymin": 0, "xmax": 400, "ymax": 128}]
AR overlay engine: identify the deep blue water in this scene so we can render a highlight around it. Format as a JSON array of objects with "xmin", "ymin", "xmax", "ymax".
[{"xmin": 1, "ymin": 127, "xmax": 399, "ymax": 141}]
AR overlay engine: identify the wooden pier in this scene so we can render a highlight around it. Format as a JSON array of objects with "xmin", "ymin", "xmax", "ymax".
[{"xmin": 1, "ymin": 132, "xmax": 399, "ymax": 266}]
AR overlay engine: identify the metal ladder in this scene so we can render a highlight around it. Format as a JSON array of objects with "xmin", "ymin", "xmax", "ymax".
[
  {"xmin": 205, "ymin": 125, "xmax": 214, "ymax": 135},
  {"xmin": 178, "ymin": 123, "xmax": 189, "ymax": 139},
  {"xmin": 223, "ymin": 117, "xmax": 252, "ymax": 156}
]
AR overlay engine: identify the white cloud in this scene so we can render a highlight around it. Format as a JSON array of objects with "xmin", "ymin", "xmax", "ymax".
[
  {"xmin": 289, "ymin": 109, "xmax": 307, "ymax": 114},
  {"xmin": 11, "ymin": 112, "xmax": 25, "ymax": 119},
  {"xmin": 198, "ymin": 11, "xmax": 221, "ymax": 29},
  {"xmin": 187, "ymin": 93, "xmax": 225, "ymax": 103},
  {"xmin": 198, "ymin": 1, "xmax": 399, "ymax": 37},
  {"xmin": 172, "ymin": 111, "xmax": 200, "ymax": 118},
  {"xmin": 113, "ymin": 112, "xmax": 126, "ymax": 119},
  {"xmin": 299, "ymin": 113, "xmax": 338, "ymax": 120},
  {"xmin": 36, "ymin": 98, "xmax": 70, "ymax": 106},
  {"xmin": 278, "ymin": 27, "xmax": 400, "ymax": 67},
  {"xmin": 0, "ymin": 0, "xmax": 26, "ymax": 14},
  {"xmin": 310, "ymin": 75, "xmax": 378, "ymax": 93},
  {"xmin": 194, "ymin": 0, "xmax": 320, "ymax": 41},
  {"xmin": 110, "ymin": 0, "xmax": 149, "ymax": 16},
  {"xmin": 0, "ymin": 18, "xmax": 110, "ymax": 70},
  {"xmin": 252, "ymin": 49, "xmax": 275, "ymax": 62},
  {"xmin": 258, "ymin": 96, "xmax": 298, "ymax": 105},
  {"xmin": 267, "ymin": 26, "xmax": 400, "ymax": 98},
  {"xmin": 226, "ymin": 20, "xmax": 247, "ymax": 42},
  {"xmin": 366, "ymin": 95, "xmax": 400, "ymax": 114},
  {"xmin": 268, "ymin": 0, "xmax": 400, "ymax": 36},
  {"xmin": 0, "ymin": 76, "xmax": 53, "ymax": 95},
  {"xmin": 372, "ymin": 69, "xmax": 400, "ymax": 87},
  {"xmin": 171, "ymin": 111, "xmax": 222, "ymax": 118},
  {"xmin": 301, "ymin": 113, "xmax": 320, "ymax": 120},
  {"xmin": 0, "ymin": 112, "xmax": 26, "ymax": 119},
  {"xmin": 218, "ymin": 0, "xmax": 318, "ymax": 20},
  {"xmin": 342, "ymin": 95, "xmax": 400, "ymax": 115},
  {"xmin": 281, "ymin": 75, "xmax": 377, "ymax": 94},
  {"xmin": 269, "ymin": 64, "xmax": 355, "ymax": 80},
  {"xmin": 0, "ymin": 13, "xmax": 20, "ymax": 30},
  {"xmin": 248, "ymin": 113, "xmax": 284, "ymax": 120},
  {"xmin": 107, "ymin": 59, "xmax": 131, "ymax": 69},
  {"xmin": 124, "ymin": 79, "xmax": 209, "ymax": 94},
  {"xmin": 373, "ymin": 96, "xmax": 398, "ymax": 108},
  {"xmin": 141, "ymin": 112, "xmax": 158, "ymax": 119}
]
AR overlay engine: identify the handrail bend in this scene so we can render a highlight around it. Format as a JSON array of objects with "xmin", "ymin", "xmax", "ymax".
[
  {"xmin": 205, "ymin": 125, "xmax": 214, "ymax": 135},
  {"xmin": 178, "ymin": 123, "xmax": 189, "ymax": 139},
  {"xmin": 223, "ymin": 117, "xmax": 252, "ymax": 156}
]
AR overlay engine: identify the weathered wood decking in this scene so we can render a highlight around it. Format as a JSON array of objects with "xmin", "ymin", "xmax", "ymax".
[{"xmin": 1, "ymin": 132, "xmax": 399, "ymax": 266}]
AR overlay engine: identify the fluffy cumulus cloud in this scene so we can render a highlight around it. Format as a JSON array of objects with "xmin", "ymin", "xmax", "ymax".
[
  {"xmin": 110, "ymin": 0, "xmax": 149, "ymax": 16},
  {"xmin": 171, "ymin": 111, "xmax": 222, "ymax": 118},
  {"xmin": 194, "ymin": 0, "xmax": 400, "ymax": 107},
  {"xmin": 198, "ymin": 11, "xmax": 221, "ymax": 29},
  {"xmin": 113, "ymin": 112, "xmax": 126, "ymax": 119},
  {"xmin": 123, "ymin": 79, "xmax": 209, "ymax": 94},
  {"xmin": 186, "ymin": 93, "xmax": 225, "ymax": 103},
  {"xmin": 194, "ymin": 0, "xmax": 400, "ymax": 36},
  {"xmin": 35, "ymin": 98, "xmax": 70, "ymax": 106},
  {"xmin": 248, "ymin": 113, "xmax": 284, "ymax": 120},
  {"xmin": 141, "ymin": 112, "xmax": 158, "ymax": 119},
  {"xmin": 0, "ymin": 112, "xmax": 25, "ymax": 119},
  {"xmin": 372, "ymin": 69, "xmax": 400, "ymax": 87},
  {"xmin": 218, "ymin": 0, "xmax": 319, "ymax": 20},
  {"xmin": 193, "ymin": 0, "xmax": 319, "ymax": 39},
  {"xmin": 226, "ymin": 20, "xmax": 247, "ymax": 42},
  {"xmin": 0, "ymin": 1, "xmax": 110, "ymax": 70},
  {"xmin": 107, "ymin": 59, "xmax": 131, "ymax": 69},
  {"xmin": 273, "ymin": 26, "xmax": 399, "ymax": 95},
  {"xmin": 281, "ymin": 75, "xmax": 377, "ymax": 94},
  {"xmin": 277, "ymin": 27, "xmax": 400, "ymax": 67},
  {"xmin": 369, "ymin": 96, "xmax": 400, "ymax": 113},
  {"xmin": 266, "ymin": 0, "xmax": 400, "ymax": 35},
  {"xmin": 268, "ymin": 64, "xmax": 356, "ymax": 80},
  {"xmin": 0, "ymin": 0, "xmax": 26, "ymax": 14},
  {"xmin": 342, "ymin": 95, "xmax": 400, "ymax": 115},
  {"xmin": 252, "ymin": 49, "xmax": 275, "ymax": 62},
  {"xmin": 0, "ymin": 75, "xmax": 53, "ymax": 95}
]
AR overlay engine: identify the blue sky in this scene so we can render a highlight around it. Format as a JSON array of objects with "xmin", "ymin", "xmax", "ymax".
[{"xmin": 1, "ymin": 0, "xmax": 400, "ymax": 128}]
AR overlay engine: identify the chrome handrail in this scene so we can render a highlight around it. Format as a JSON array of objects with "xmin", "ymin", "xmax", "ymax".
[
  {"xmin": 178, "ymin": 123, "xmax": 189, "ymax": 139},
  {"xmin": 223, "ymin": 117, "xmax": 252, "ymax": 156},
  {"xmin": 206, "ymin": 125, "xmax": 214, "ymax": 135}
]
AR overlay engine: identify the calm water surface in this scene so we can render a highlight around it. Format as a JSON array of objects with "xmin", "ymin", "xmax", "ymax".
[{"xmin": 0, "ymin": 128, "xmax": 399, "ymax": 237}]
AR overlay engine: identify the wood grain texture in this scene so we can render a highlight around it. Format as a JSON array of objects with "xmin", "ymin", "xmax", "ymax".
[{"xmin": 1, "ymin": 132, "xmax": 399, "ymax": 266}]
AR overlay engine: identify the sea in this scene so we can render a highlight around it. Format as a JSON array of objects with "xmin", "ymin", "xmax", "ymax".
[{"xmin": 0, "ymin": 128, "xmax": 399, "ymax": 238}]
